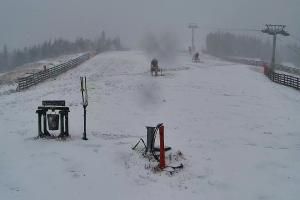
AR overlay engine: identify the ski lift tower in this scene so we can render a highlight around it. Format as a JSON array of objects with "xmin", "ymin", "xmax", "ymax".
[
  {"xmin": 188, "ymin": 23, "xmax": 198, "ymax": 53},
  {"xmin": 261, "ymin": 24, "xmax": 289, "ymax": 70}
]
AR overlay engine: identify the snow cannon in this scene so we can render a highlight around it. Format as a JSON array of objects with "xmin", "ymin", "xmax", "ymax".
[
  {"xmin": 132, "ymin": 123, "xmax": 184, "ymax": 174},
  {"xmin": 133, "ymin": 123, "xmax": 171, "ymax": 169},
  {"xmin": 192, "ymin": 52, "xmax": 200, "ymax": 63},
  {"xmin": 150, "ymin": 59, "xmax": 163, "ymax": 76},
  {"xmin": 36, "ymin": 100, "xmax": 70, "ymax": 138}
]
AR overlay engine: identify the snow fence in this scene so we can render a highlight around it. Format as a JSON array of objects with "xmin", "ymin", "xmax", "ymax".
[{"xmin": 16, "ymin": 53, "xmax": 90, "ymax": 91}]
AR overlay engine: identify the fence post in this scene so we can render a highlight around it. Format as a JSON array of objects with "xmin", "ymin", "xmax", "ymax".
[{"xmin": 271, "ymin": 71, "xmax": 274, "ymax": 81}]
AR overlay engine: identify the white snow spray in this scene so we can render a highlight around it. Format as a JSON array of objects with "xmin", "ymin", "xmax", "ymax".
[
  {"xmin": 137, "ymin": 32, "xmax": 181, "ymax": 110},
  {"xmin": 137, "ymin": 32, "xmax": 180, "ymax": 110},
  {"xmin": 140, "ymin": 32, "xmax": 179, "ymax": 67}
]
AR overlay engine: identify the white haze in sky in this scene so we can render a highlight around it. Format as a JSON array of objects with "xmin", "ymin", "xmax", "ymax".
[{"xmin": 0, "ymin": 0, "xmax": 299, "ymax": 50}]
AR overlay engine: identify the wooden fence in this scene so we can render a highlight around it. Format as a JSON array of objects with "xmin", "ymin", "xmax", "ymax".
[
  {"xmin": 265, "ymin": 69, "xmax": 300, "ymax": 90},
  {"xmin": 16, "ymin": 53, "xmax": 90, "ymax": 91}
]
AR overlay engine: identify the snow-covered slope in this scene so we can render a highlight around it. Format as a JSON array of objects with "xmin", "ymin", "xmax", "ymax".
[{"xmin": 0, "ymin": 51, "xmax": 299, "ymax": 200}]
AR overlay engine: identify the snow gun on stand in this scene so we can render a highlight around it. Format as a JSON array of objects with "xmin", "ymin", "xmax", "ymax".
[
  {"xmin": 80, "ymin": 76, "xmax": 88, "ymax": 140},
  {"xmin": 150, "ymin": 58, "xmax": 163, "ymax": 76},
  {"xmin": 132, "ymin": 123, "xmax": 184, "ymax": 174},
  {"xmin": 192, "ymin": 52, "xmax": 200, "ymax": 63}
]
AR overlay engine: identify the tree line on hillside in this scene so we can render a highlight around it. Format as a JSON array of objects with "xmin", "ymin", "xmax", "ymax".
[
  {"xmin": 281, "ymin": 44, "xmax": 300, "ymax": 67},
  {"xmin": 205, "ymin": 32, "xmax": 300, "ymax": 67},
  {"xmin": 0, "ymin": 31, "xmax": 122, "ymax": 72},
  {"xmin": 205, "ymin": 32, "xmax": 272, "ymax": 60}
]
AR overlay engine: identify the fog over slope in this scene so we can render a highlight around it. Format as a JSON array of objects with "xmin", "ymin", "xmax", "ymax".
[{"xmin": 0, "ymin": 0, "xmax": 299, "ymax": 49}]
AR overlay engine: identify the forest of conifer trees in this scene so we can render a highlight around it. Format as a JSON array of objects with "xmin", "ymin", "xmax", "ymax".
[
  {"xmin": 0, "ymin": 31, "xmax": 122, "ymax": 72},
  {"xmin": 205, "ymin": 32, "xmax": 300, "ymax": 67}
]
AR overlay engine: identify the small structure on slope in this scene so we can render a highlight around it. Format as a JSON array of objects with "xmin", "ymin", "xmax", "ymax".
[{"xmin": 36, "ymin": 100, "xmax": 70, "ymax": 138}]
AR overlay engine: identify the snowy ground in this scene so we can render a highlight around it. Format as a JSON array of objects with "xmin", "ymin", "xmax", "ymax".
[{"xmin": 0, "ymin": 51, "xmax": 299, "ymax": 200}]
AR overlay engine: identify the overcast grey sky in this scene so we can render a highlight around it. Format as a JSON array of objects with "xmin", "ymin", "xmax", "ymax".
[{"xmin": 0, "ymin": 0, "xmax": 299, "ymax": 50}]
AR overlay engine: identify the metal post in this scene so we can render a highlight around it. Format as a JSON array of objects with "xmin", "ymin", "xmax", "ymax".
[
  {"xmin": 43, "ymin": 112, "xmax": 50, "ymax": 136},
  {"xmin": 146, "ymin": 126, "xmax": 156, "ymax": 153},
  {"xmin": 65, "ymin": 111, "xmax": 69, "ymax": 137},
  {"xmin": 38, "ymin": 113, "xmax": 42, "ymax": 137},
  {"xmin": 159, "ymin": 125, "xmax": 166, "ymax": 169},
  {"xmin": 271, "ymin": 34, "xmax": 277, "ymax": 70},
  {"xmin": 261, "ymin": 24, "xmax": 289, "ymax": 71},
  {"xmin": 192, "ymin": 28, "xmax": 195, "ymax": 52},
  {"xmin": 80, "ymin": 76, "xmax": 88, "ymax": 140},
  {"xmin": 36, "ymin": 110, "xmax": 43, "ymax": 137},
  {"xmin": 188, "ymin": 23, "xmax": 198, "ymax": 53},
  {"xmin": 82, "ymin": 105, "xmax": 88, "ymax": 140},
  {"xmin": 59, "ymin": 111, "xmax": 64, "ymax": 137}
]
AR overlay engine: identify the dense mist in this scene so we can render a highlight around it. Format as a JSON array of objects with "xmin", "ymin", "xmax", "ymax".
[
  {"xmin": 0, "ymin": 0, "xmax": 299, "ymax": 50},
  {"xmin": 0, "ymin": 0, "xmax": 300, "ymax": 70},
  {"xmin": 140, "ymin": 32, "xmax": 180, "ymax": 65}
]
